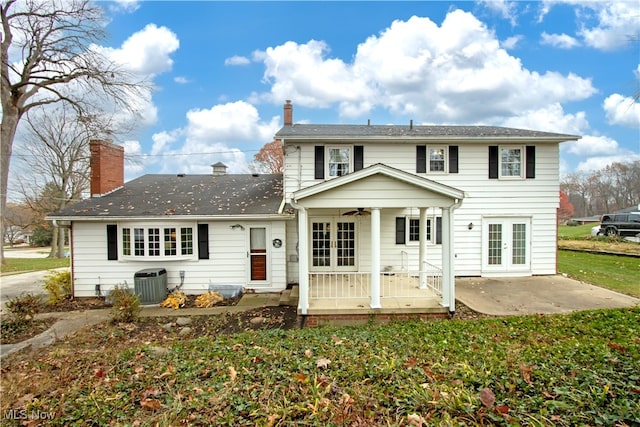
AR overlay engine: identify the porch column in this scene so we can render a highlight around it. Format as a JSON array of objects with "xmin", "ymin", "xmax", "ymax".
[
  {"xmin": 419, "ymin": 207, "xmax": 428, "ymax": 289},
  {"xmin": 370, "ymin": 207, "xmax": 381, "ymax": 309},
  {"xmin": 441, "ymin": 207, "xmax": 455, "ymax": 310},
  {"xmin": 298, "ymin": 207, "xmax": 309, "ymax": 314}
]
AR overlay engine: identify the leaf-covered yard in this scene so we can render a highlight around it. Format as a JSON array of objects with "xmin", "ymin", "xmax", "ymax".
[{"xmin": 2, "ymin": 308, "xmax": 639, "ymax": 426}]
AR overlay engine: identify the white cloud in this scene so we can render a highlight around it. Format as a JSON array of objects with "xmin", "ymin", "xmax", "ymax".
[
  {"xmin": 603, "ymin": 94, "xmax": 640, "ymax": 128},
  {"xmin": 540, "ymin": 32, "xmax": 580, "ymax": 49},
  {"xmin": 576, "ymin": 152, "xmax": 640, "ymax": 173},
  {"xmin": 478, "ymin": 0, "xmax": 518, "ymax": 26},
  {"xmin": 225, "ymin": 55, "xmax": 251, "ymax": 66},
  {"xmin": 109, "ymin": 0, "xmax": 139, "ymax": 13},
  {"xmin": 254, "ymin": 10, "xmax": 596, "ymax": 123},
  {"xmin": 501, "ymin": 35, "xmax": 522, "ymax": 50},
  {"xmin": 174, "ymin": 76, "xmax": 190, "ymax": 84},
  {"xmin": 563, "ymin": 135, "xmax": 619, "ymax": 156},
  {"xmin": 500, "ymin": 103, "xmax": 588, "ymax": 135},
  {"xmin": 101, "ymin": 24, "xmax": 179, "ymax": 76},
  {"xmin": 540, "ymin": 1, "xmax": 640, "ymax": 51},
  {"xmin": 144, "ymin": 101, "xmax": 281, "ymax": 175},
  {"xmin": 123, "ymin": 140, "xmax": 145, "ymax": 178}
]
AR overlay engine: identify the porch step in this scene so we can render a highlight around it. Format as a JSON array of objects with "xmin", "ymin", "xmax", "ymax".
[{"xmin": 279, "ymin": 286, "xmax": 299, "ymax": 306}]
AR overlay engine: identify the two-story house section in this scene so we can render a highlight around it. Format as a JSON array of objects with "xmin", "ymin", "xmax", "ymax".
[
  {"xmin": 49, "ymin": 100, "xmax": 579, "ymax": 323},
  {"xmin": 275, "ymin": 101, "xmax": 580, "ymax": 318}
]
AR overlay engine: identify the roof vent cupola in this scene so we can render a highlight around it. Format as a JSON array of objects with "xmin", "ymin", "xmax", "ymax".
[{"xmin": 212, "ymin": 162, "xmax": 228, "ymax": 176}]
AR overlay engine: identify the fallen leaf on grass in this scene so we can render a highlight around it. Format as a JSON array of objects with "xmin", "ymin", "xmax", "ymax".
[
  {"xmin": 407, "ymin": 413, "xmax": 426, "ymax": 426},
  {"xmin": 479, "ymin": 387, "xmax": 495, "ymax": 408},
  {"xmin": 304, "ymin": 349, "xmax": 313, "ymax": 358},
  {"xmin": 316, "ymin": 358, "xmax": 331, "ymax": 369},
  {"xmin": 140, "ymin": 398, "xmax": 162, "ymax": 410},
  {"xmin": 405, "ymin": 357, "xmax": 418, "ymax": 369},
  {"xmin": 494, "ymin": 404, "xmax": 509, "ymax": 414},
  {"xmin": 607, "ymin": 342, "xmax": 627, "ymax": 352},
  {"xmin": 520, "ymin": 364, "xmax": 533, "ymax": 384},
  {"xmin": 331, "ymin": 335, "xmax": 343, "ymax": 345},
  {"xmin": 228, "ymin": 366, "xmax": 237, "ymax": 382}
]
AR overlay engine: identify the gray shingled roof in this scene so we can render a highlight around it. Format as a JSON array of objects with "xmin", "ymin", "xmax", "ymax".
[
  {"xmin": 275, "ymin": 124, "xmax": 579, "ymax": 140},
  {"xmin": 50, "ymin": 174, "xmax": 284, "ymax": 218}
]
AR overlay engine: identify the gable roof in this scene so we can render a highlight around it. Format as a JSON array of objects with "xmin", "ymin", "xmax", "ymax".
[
  {"xmin": 49, "ymin": 174, "xmax": 285, "ymax": 220},
  {"xmin": 276, "ymin": 124, "xmax": 579, "ymax": 142},
  {"xmin": 293, "ymin": 163, "xmax": 465, "ymax": 203}
]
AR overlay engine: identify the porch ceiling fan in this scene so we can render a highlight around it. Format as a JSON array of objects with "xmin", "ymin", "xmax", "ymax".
[{"xmin": 342, "ymin": 208, "xmax": 371, "ymax": 216}]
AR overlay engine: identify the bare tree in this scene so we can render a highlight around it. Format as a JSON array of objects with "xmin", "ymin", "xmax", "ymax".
[
  {"xmin": 17, "ymin": 104, "xmax": 108, "ymax": 257},
  {"xmin": 3, "ymin": 202, "xmax": 33, "ymax": 246},
  {"xmin": 253, "ymin": 140, "xmax": 284, "ymax": 174},
  {"xmin": 0, "ymin": 0, "xmax": 148, "ymax": 263}
]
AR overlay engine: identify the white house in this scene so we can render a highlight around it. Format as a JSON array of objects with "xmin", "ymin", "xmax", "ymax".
[{"xmin": 49, "ymin": 101, "xmax": 579, "ymax": 324}]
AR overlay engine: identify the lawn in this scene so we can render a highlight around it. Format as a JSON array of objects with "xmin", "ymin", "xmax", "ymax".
[
  {"xmin": 1, "ymin": 308, "xmax": 638, "ymax": 425},
  {"xmin": 0, "ymin": 257, "xmax": 69, "ymax": 274},
  {"xmin": 558, "ymin": 250, "xmax": 640, "ymax": 298},
  {"xmin": 558, "ymin": 223, "xmax": 596, "ymax": 239}
]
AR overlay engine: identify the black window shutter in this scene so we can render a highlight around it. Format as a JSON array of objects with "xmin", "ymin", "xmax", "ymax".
[
  {"xmin": 395, "ymin": 217, "xmax": 406, "ymax": 244},
  {"xmin": 416, "ymin": 145, "xmax": 426, "ymax": 173},
  {"xmin": 354, "ymin": 145, "xmax": 364, "ymax": 171},
  {"xmin": 107, "ymin": 224, "xmax": 118, "ymax": 260},
  {"xmin": 198, "ymin": 224, "xmax": 209, "ymax": 260},
  {"xmin": 436, "ymin": 217, "xmax": 442, "ymax": 244},
  {"xmin": 526, "ymin": 146, "xmax": 536, "ymax": 179},
  {"xmin": 449, "ymin": 146, "xmax": 459, "ymax": 173},
  {"xmin": 488, "ymin": 146, "xmax": 498, "ymax": 179},
  {"xmin": 314, "ymin": 146, "xmax": 324, "ymax": 179}
]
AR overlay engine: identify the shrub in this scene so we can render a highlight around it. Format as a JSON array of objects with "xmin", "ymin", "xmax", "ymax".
[
  {"xmin": 42, "ymin": 270, "xmax": 72, "ymax": 304},
  {"xmin": 31, "ymin": 225, "xmax": 52, "ymax": 247},
  {"xmin": 161, "ymin": 291, "xmax": 187, "ymax": 310},
  {"xmin": 109, "ymin": 284, "xmax": 141, "ymax": 323},
  {"xmin": 5, "ymin": 293, "xmax": 42, "ymax": 325}
]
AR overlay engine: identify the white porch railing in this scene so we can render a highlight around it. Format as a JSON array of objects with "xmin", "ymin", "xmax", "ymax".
[{"xmin": 308, "ymin": 262, "xmax": 442, "ymax": 303}]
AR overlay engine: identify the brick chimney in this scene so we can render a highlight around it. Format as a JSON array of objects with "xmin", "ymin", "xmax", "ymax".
[
  {"xmin": 283, "ymin": 100, "xmax": 293, "ymax": 126},
  {"xmin": 90, "ymin": 140, "xmax": 124, "ymax": 197}
]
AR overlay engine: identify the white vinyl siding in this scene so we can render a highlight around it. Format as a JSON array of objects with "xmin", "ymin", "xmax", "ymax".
[
  {"xmin": 70, "ymin": 220, "xmax": 289, "ymax": 297},
  {"xmin": 284, "ymin": 141, "xmax": 560, "ymax": 276}
]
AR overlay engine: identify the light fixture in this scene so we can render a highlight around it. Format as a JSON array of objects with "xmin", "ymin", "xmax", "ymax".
[
  {"xmin": 230, "ymin": 224, "xmax": 245, "ymax": 231},
  {"xmin": 468, "ymin": 222, "xmax": 474, "ymax": 230}
]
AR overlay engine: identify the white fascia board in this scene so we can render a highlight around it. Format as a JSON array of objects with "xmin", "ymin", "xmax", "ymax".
[{"xmin": 45, "ymin": 214, "xmax": 295, "ymax": 222}]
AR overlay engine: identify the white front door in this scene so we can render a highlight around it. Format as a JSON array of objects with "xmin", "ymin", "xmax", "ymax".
[
  {"xmin": 310, "ymin": 218, "xmax": 357, "ymax": 271},
  {"xmin": 482, "ymin": 217, "xmax": 531, "ymax": 275}
]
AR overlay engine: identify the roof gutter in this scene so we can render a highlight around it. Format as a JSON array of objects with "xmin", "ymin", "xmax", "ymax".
[{"xmin": 45, "ymin": 213, "xmax": 295, "ymax": 222}]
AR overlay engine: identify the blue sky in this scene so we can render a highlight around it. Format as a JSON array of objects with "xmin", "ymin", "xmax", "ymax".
[{"xmin": 17, "ymin": 0, "xmax": 640, "ymax": 184}]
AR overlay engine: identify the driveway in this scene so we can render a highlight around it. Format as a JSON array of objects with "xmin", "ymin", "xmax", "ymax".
[{"xmin": 456, "ymin": 275, "xmax": 639, "ymax": 316}]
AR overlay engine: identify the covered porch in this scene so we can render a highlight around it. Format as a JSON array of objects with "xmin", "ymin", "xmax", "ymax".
[{"xmin": 292, "ymin": 164, "xmax": 465, "ymax": 316}]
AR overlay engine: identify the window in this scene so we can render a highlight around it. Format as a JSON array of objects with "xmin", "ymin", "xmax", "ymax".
[
  {"xmin": 181, "ymin": 228, "xmax": 193, "ymax": 255},
  {"xmin": 397, "ymin": 217, "xmax": 439, "ymax": 244},
  {"xmin": 489, "ymin": 145, "xmax": 535, "ymax": 179},
  {"xmin": 164, "ymin": 228, "xmax": 177, "ymax": 255},
  {"xmin": 500, "ymin": 147, "xmax": 522, "ymax": 177},
  {"xmin": 122, "ymin": 228, "xmax": 131, "ymax": 256},
  {"xmin": 134, "ymin": 228, "xmax": 145, "ymax": 256},
  {"xmin": 429, "ymin": 147, "xmax": 446, "ymax": 172},
  {"xmin": 148, "ymin": 228, "xmax": 160, "ymax": 256},
  {"xmin": 416, "ymin": 146, "xmax": 458, "ymax": 174},
  {"xmin": 120, "ymin": 225, "xmax": 196, "ymax": 259},
  {"xmin": 327, "ymin": 147, "xmax": 351, "ymax": 177}
]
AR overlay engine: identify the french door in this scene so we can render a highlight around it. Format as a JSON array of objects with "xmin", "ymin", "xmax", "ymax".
[
  {"xmin": 310, "ymin": 218, "xmax": 357, "ymax": 271},
  {"xmin": 482, "ymin": 217, "xmax": 531, "ymax": 274}
]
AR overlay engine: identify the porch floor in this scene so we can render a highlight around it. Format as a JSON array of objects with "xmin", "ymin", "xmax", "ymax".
[{"xmin": 305, "ymin": 273, "xmax": 447, "ymax": 315}]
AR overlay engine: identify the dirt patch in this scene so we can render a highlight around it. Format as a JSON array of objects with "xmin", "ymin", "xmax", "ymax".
[{"xmin": 0, "ymin": 318, "xmax": 57, "ymax": 344}]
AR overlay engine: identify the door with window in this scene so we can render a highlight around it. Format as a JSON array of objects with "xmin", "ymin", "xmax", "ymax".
[
  {"xmin": 482, "ymin": 217, "xmax": 531, "ymax": 274},
  {"xmin": 310, "ymin": 218, "xmax": 357, "ymax": 271},
  {"xmin": 249, "ymin": 226, "xmax": 268, "ymax": 282}
]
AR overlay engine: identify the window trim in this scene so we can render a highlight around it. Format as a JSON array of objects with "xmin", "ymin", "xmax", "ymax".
[
  {"xmin": 399, "ymin": 216, "xmax": 439, "ymax": 245},
  {"xmin": 498, "ymin": 145, "xmax": 525, "ymax": 179},
  {"xmin": 427, "ymin": 146, "xmax": 448, "ymax": 174},
  {"xmin": 120, "ymin": 223, "xmax": 198, "ymax": 260},
  {"xmin": 325, "ymin": 145, "xmax": 353, "ymax": 178}
]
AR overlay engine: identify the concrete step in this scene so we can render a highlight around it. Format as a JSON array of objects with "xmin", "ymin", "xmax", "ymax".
[{"xmin": 279, "ymin": 285, "xmax": 299, "ymax": 306}]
